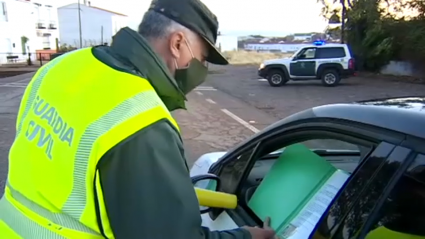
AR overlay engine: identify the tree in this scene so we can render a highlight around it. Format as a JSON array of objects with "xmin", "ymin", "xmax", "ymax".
[
  {"xmin": 326, "ymin": 26, "xmax": 342, "ymax": 40},
  {"xmin": 316, "ymin": 0, "xmax": 425, "ymax": 71}
]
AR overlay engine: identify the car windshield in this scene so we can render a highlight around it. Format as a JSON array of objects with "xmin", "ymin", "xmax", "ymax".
[{"xmin": 290, "ymin": 48, "xmax": 303, "ymax": 58}]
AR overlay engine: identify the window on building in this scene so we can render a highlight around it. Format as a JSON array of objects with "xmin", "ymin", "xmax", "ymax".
[
  {"xmin": 0, "ymin": 2, "xmax": 8, "ymax": 22},
  {"xmin": 42, "ymin": 34, "xmax": 51, "ymax": 50}
]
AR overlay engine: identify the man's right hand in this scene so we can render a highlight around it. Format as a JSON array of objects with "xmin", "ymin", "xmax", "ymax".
[{"xmin": 243, "ymin": 217, "xmax": 276, "ymax": 239}]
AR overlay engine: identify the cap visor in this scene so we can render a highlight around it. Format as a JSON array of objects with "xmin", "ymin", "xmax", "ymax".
[{"xmin": 203, "ymin": 37, "xmax": 229, "ymax": 65}]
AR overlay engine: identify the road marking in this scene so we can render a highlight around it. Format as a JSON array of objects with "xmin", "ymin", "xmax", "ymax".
[
  {"xmin": 206, "ymin": 98, "xmax": 216, "ymax": 104},
  {"xmin": 0, "ymin": 83, "xmax": 27, "ymax": 88},
  {"xmin": 258, "ymin": 78, "xmax": 267, "ymax": 82},
  {"xmin": 195, "ymin": 86, "xmax": 217, "ymax": 91},
  {"xmin": 221, "ymin": 109, "xmax": 260, "ymax": 133},
  {"xmin": 15, "ymin": 78, "xmax": 31, "ymax": 83},
  {"xmin": 4, "ymin": 82, "xmax": 27, "ymax": 85},
  {"xmin": 195, "ymin": 91, "xmax": 203, "ymax": 95}
]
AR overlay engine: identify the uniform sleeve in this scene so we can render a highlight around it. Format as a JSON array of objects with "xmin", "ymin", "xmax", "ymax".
[{"xmin": 97, "ymin": 119, "xmax": 252, "ymax": 239}]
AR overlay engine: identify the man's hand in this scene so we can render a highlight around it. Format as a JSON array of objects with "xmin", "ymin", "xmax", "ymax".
[{"xmin": 243, "ymin": 217, "xmax": 276, "ymax": 239}]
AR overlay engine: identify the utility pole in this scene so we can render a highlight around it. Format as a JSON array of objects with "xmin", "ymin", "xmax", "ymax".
[
  {"xmin": 340, "ymin": 0, "xmax": 346, "ymax": 44},
  {"xmin": 78, "ymin": 0, "xmax": 82, "ymax": 48}
]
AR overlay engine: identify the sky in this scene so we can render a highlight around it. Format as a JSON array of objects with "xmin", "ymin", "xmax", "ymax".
[{"xmin": 58, "ymin": 0, "xmax": 328, "ymax": 37}]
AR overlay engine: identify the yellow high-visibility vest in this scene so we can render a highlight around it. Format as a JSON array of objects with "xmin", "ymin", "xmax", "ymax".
[
  {"xmin": 366, "ymin": 226, "xmax": 425, "ymax": 239},
  {"xmin": 0, "ymin": 48, "xmax": 179, "ymax": 238}
]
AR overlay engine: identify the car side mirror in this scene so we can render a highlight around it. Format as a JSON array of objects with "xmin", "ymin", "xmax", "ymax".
[
  {"xmin": 191, "ymin": 174, "xmax": 220, "ymax": 214},
  {"xmin": 298, "ymin": 54, "xmax": 306, "ymax": 59}
]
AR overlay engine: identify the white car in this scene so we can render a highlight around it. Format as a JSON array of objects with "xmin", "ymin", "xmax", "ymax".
[
  {"xmin": 258, "ymin": 41, "xmax": 356, "ymax": 87},
  {"xmin": 190, "ymin": 97, "xmax": 425, "ymax": 239}
]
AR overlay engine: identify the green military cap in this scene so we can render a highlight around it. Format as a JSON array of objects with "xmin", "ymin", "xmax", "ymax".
[{"xmin": 148, "ymin": 0, "xmax": 228, "ymax": 65}]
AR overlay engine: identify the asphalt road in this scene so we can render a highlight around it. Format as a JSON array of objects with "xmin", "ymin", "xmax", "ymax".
[{"xmin": 206, "ymin": 65, "xmax": 425, "ymax": 119}]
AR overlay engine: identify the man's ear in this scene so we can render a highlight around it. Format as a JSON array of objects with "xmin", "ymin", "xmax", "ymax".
[{"xmin": 169, "ymin": 31, "xmax": 185, "ymax": 59}]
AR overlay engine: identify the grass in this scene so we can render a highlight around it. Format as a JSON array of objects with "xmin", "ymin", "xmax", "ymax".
[{"xmin": 222, "ymin": 50, "xmax": 293, "ymax": 65}]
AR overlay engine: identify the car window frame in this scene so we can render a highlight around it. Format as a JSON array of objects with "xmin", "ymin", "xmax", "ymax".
[
  {"xmin": 355, "ymin": 141, "xmax": 425, "ymax": 238},
  {"xmin": 236, "ymin": 130, "xmax": 374, "ymax": 196},
  {"xmin": 211, "ymin": 119, "xmax": 405, "ymax": 194},
  {"xmin": 311, "ymin": 142, "xmax": 399, "ymax": 238},
  {"xmin": 324, "ymin": 146, "xmax": 415, "ymax": 239},
  {"xmin": 226, "ymin": 141, "xmax": 403, "ymax": 237},
  {"xmin": 208, "ymin": 118, "xmax": 406, "ymax": 222},
  {"xmin": 228, "ymin": 130, "xmax": 377, "ymax": 226}
]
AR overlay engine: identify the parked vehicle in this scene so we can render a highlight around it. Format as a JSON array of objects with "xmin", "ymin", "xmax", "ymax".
[
  {"xmin": 258, "ymin": 41, "xmax": 356, "ymax": 87},
  {"xmin": 191, "ymin": 97, "xmax": 425, "ymax": 239}
]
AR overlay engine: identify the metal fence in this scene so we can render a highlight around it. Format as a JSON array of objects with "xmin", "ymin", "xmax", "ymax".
[{"xmin": 0, "ymin": 52, "xmax": 62, "ymax": 67}]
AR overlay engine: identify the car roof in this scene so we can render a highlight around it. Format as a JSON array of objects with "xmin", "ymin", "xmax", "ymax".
[
  {"xmin": 263, "ymin": 96, "xmax": 425, "ymax": 139},
  {"xmin": 306, "ymin": 43, "xmax": 347, "ymax": 48}
]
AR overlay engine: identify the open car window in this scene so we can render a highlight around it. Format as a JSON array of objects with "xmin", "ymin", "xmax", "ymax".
[
  {"xmin": 251, "ymin": 139, "xmax": 368, "ymax": 187},
  {"xmin": 238, "ymin": 137, "xmax": 374, "ymax": 238}
]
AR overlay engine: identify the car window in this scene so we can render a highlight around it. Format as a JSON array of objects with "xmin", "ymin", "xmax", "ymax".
[
  {"xmin": 243, "ymin": 138, "xmax": 371, "ymax": 238},
  {"xmin": 317, "ymin": 47, "xmax": 346, "ymax": 59},
  {"xmin": 362, "ymin": 154, "xmax": 425, "ymax": 238},
  {"xmin": 303, "ymin": 48, "xmax": 316, "ymax": 59},
  {"xmin": 297, "ymin": 48, "xmax": 316, "ymax": 59}
]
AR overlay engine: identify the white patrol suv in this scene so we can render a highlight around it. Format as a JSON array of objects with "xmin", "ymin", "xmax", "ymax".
[{"xmin": 258, "ymin": 41, "xmax": 356, "ymax": 87}]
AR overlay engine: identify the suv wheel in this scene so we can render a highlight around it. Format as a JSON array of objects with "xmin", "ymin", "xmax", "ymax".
[
  {"xmin": 267, "ymin": 70, "xmax": 288, "ymax": 87},
  {"xmin": 321, "ymin": 69, "xmax": 341, "ymax": 87}
]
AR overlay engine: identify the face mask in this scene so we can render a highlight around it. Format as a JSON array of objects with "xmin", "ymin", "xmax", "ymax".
[{"xmin": 174, "ymin": 38, "xmax": 208, "ymax": 95}]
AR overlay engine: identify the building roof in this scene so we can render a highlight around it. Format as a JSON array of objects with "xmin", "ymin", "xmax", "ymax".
[
  {"xmin": 89, "ymin": 6, "xmax": 127, "ymax": 17},
  {"xmin": 59, "ymin": 3, "xmax": 127, "ymax": 17}
]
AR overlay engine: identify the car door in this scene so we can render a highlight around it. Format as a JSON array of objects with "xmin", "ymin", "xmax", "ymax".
[
  {"xmin": 289, "ymin": 47, "xmax": 317, "ymax": 77},
  {"xmin": 204, "ymin": 118, "xmax": 406, "ymax": 237}
]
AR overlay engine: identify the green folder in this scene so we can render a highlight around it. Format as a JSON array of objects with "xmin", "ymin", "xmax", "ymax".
[{"xmin": 248, "ymin": 143, "xmax": 348, "ymax": 237}]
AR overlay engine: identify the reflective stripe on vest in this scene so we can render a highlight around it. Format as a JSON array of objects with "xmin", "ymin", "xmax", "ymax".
[
  {"xmin": 1, "ymin": 183, "xmax": 97, "ymax": 238},
  {"xmin": 0, "ymin": 47, "xmax": 180, "ymax": 238}
]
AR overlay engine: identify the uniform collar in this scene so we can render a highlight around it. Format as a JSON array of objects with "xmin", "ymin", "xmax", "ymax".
[{"xmin": 110, "ymin": 27, "xmax": 186, "ymax": 111}]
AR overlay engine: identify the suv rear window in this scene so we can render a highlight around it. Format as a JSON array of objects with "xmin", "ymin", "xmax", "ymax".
[{"xmin": 317, "ymin": 47, "xmax": 346, "ymax": 59}]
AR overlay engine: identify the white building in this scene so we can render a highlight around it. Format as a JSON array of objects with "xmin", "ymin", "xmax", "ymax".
[
  {"xmin": 0, "ymin": 0, "xmax": 59, "ymax": 63},
  {"xmin": 58, "ymin": 1, "xmax": 128, "ymax": 48},
  {"xmin": 244, "ymin": 43, "xmax": 309, "ymax": 53},
  {"xmin": 293, "ymin": 33, "xmax": 313, "ymax": 42}
]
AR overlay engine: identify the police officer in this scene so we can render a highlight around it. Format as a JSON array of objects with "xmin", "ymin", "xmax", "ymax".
[{"xmin": 0, "ymin": 0, "xmax": 275, "ymax": 238}]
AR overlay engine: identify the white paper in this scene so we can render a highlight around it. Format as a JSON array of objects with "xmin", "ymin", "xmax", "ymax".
[{"xmin": 278, "ymin": 170, "xmax": 350, "ymax": 239}]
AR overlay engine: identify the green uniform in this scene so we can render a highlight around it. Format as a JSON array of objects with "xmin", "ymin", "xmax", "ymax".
[{"xmin": 92, "ymin": 27, "xmax": 250, "ymax": 238}]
